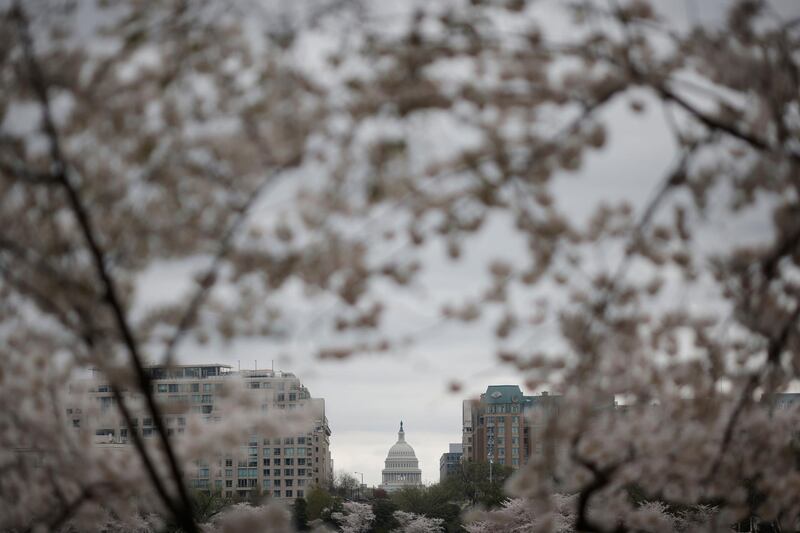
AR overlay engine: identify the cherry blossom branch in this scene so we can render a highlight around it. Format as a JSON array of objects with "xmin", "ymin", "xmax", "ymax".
[
  {"xmin": 0, "ymin": 156, "xmax": 57, "ymax": 185},
  {"xmin": 160, "ymin": 171, "xmax": 281, "ymax": 366},
  {"xmin": 572, "ymin": 451, "xmax": 629, "ymax": 533},
  {"xmin": 657, "ymin": 85, "xmax": 800, "ymax": 163},
  {"xmin": 10, "ymin": 4, "xmax": 197, "ymax": 532},
  {"xmin": 704, "ymin": 303, "xmax": 800, "ymax": 484},
  {"xmin": 23, "ymin": 481, "xmax": 113, "ymax": 533}
]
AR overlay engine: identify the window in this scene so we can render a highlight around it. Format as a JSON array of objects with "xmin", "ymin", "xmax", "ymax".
[
  {"xmin": 273, "ymin": 469, "xmax": 280, "ymax": 477},
  {"xmin": 97, "ymin": 385, "xmax": 109, "ymax": 393},
  {"xmin": 191, "ymin": 383, "xmax": 199, "ymax": 392},
  {"xmin": 297, "ymin": 447, "xmax": 306, "ymax": 456},
  {"xmin": 297, "ymin": 490, "xmax": 304, "ymax": 498},
  {"xmin": 238, "ymin": 468, "xmax": 248, "ymax": 477},
  {"xmin": 274, "ymin": 459, "xmax": 281, "ymax": 466},
  {"xmin": 99, "ymin": 397, "xmax": 113, "ymax": 411},
  {"xmin": 225, "ymin": 469, "xmax": 233, "ymax": 477},
  {"xmin": 201, "ymin": 394, "xmax": 213, "ymax": 403},
  {"xmin": 284, "ymin": 437, "xmax": 294, "ymax": 445},
  {"xmin": 226, "ymin": 480, "xmax": 232, "ymax": 488},
  {"xmin": 143, "ymin": 418, "xmax": 153, "ymax": 426},
  {"xmin": 225, "ymin": 459, "xmax": 233, "ymax": 467},
  {"xmin": 203, "ymin": 383, "xmax": 213, "ymax": 392},
  {"xmin": 198, "ymin": 468, "xmax": 209, "ymax": 478},
  {"xmin": 237, "ymin": 479, "xmax": 248, "ymax": 488},
  {"xmin": 201, "ymin": 405, "xmax": 212, "ymax": 414},
  {"xmin": 263, "ymin": 458, "xmax": 270, "ymax": 466},
  {"xmin": 286, "ymin": 490, "xmax": 293, "ymax": 498},
  {"xmin": 289, "ymin": 393, "xmax": 296, "ymax": 401},
  {"xmin": 274, "ymin": 448, "xmax": 281, "ymax": 455},
  {"xmin": 298, "ymin": 468, "xmax": 306, "ymax": 476},
  {"xmin": 285, "ymin": 479, "xmax": 293, "ymax": 486},
  {"xmin": 273, "ymin": 490, "xmax": 280, "ymax": 498},
  {"xmin": 297, "ymin": 437, "xmax": 306, "ymax": 444},
  {"xmin": 168, "ymin": 384, "xmax": 179, "ymax": 393},
  {"xmin": 285, "ymin": 448, "xmax": 294, "ymax": 457},
  {"xmin": 277, "ymin": 393, "xmax": 285, "ymax": 401},
  {"xmin": 284, "ymin": 469, "xmax": 294, "ymax": 476},
  {"xmin": 264, "ymin": 469, "xmax": 270, "ymax": 477},
  {"xmin": 298, "ymin": 478, "xmax": 306, "ymax": 486},
  {"xmin": 178, "ymin": 417, "xmax": 186, "ymax": 426},
  {"xmin": 143, "ymin": 428, "xmax": 153, "ymax": 437},
  {"xmin": 72, "ymin": 419, "xmax": 80, "ymax": 428},
  {"xmin": 157, "ymin": 384, "xmax": 168, "ymax": 393},
  {"xmin": 273, "ymin": 479, "xmax": 281, "ymax": 487},
  {"xmin": 298, "ymin": 458, "xmax": 306, "ymax": 466},
  {"xmin": 284, "ymin": 458, "xmax": 293, "ymax": 465},
  {"xmin": 215, "ymin": 480, "xmax": 222, "ymax": 489}
]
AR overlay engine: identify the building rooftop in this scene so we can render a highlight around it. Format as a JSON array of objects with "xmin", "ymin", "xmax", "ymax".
[{"xmin": 482, "ymin": 385, "xmax": 533, "ymax": 405}]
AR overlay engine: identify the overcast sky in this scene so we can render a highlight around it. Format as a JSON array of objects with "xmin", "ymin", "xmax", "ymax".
[{"xmin": 129, "ymin": 0, "xmax": 800, "ymax": 487}]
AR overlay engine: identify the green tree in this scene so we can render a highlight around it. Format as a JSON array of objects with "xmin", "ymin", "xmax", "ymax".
[
  {"xmin": 390, "ymin": 485, "xmax": 461, "ymax": 533},
  {"xmin": 369, "ymin": 497, "xmax": 399, "ymax": 533},
  {"xmin": 305, "ymin": 486, "xmax": 335, "ymax": 522},
  {"xmin": 442, "ymin": 462, "xmax": 514, "ymax": 508},
  {"xmin": 293, "ymin": 498, "xmax": 310, "ymax": 531}
]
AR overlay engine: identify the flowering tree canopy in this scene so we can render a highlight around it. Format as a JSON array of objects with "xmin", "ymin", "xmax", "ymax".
[
  {"xmin": 393, "ymin": 510, "xmax": 446, "ymax": 533},
  {"xmin": 331, "ymin": 501, "xmax": 376, "ymax": 533},
  {"xmin": 1, "ymin": 0, "xmax": 800, "ymax": 531}
]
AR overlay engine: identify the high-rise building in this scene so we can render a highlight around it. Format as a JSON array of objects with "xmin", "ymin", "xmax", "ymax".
[
  {"xmin": 66, "ymin": 364, "xmax": 332, "ymax": 501},
  {"xmin": 462, "ymin": 385, "xmax": 561, "ymax": 469},
  {"xmin": 462, "ymin": 400, "xmax": 473, "ymax": 466},
  {"xmin": 439, "ymin": 443, "xmax": 463, "ymax": 482},
  {"xmin": 379, "ymin": 421, "xmax": 422, "ymax": 492}
]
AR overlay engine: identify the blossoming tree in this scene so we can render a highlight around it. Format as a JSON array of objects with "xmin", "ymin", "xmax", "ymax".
[{"xmin": 1, "ymin": 0, "xmax": 799, "ymax": 531}]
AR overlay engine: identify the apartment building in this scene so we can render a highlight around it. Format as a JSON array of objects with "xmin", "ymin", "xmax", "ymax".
[
  {"xmin": 67, "ymin": 364, "xmax": 332, "ymax": 501},
  {"xmin": 462, "ymin": 385, "xmax": 561, "ymax": 468}
]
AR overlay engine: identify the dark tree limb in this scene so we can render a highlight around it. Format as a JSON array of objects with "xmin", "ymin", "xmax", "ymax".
[{"xmin": 10, "ymin": 4, "xmax": 198, "ymax": 532}]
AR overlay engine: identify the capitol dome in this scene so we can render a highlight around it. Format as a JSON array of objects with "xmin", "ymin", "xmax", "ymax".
[{"xmin": 380, "ymin": 421, "xmax": 422, "ymax": 492}]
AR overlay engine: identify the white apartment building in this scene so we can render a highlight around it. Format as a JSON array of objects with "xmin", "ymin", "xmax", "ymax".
[{"xmin": 67, "ymin": 364, "xmax": 332, "ymax": 501}]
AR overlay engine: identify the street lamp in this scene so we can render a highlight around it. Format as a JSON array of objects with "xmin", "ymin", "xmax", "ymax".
[
  {"xmin": 487, "ymin": 435, "xmax": 495, "ymax": 484},
  {"xmin": 354, "ymin": 471, "xmax": 364, "ymax": 500}
]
